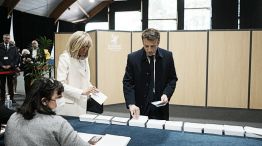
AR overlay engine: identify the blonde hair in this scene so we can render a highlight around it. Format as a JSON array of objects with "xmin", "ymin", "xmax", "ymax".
[{"xmin": 66, "ymin": 31, "xmax": 93, "ymax": 59}]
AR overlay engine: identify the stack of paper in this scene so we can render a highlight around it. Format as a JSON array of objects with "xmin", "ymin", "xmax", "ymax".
[
  {"xmin": 151, "ymin": 101, "xmax": 167, "ymax": 107},
  {"xmin": 129, "ymin": 116, "xmax": 148, "ymax": 127},
  {"xmin": 244, "ymin": 126, "xmax": 262, "ymax": 138},
  {"xmin": 111, "ymin": 117, "xmax": 130, "ymax": 125},
  {"xmin": 95, "ymin": 134, "xmax": 131, "ymax": 146},
  {"xmin": 90, "ymin": 92, "xmax": 108, "ymax": 105},
  {"xmin": 146, "ymin": 119, "xmax": 166, "ymax": 129},
  {"xmin": 164, "ymin": 121, "xmax": 183, "ymax": 131},
  {"xmin": 94, "ymin": 115, "xmax": 113, "ymax": 124},
  {"xmin": 204, "ymin": 124, "xmax": 224, "ymax": 135},
  {"xmin": 78, "ymin": 132, "xmax": 103, "ymax": 143},
  {"xmin": 224, "ymin": 125, "xmax": 244, "ymax": 137},
  {"xmin": 184, "ymin": 122, "xmax": 205, "ymax": 133},
  {"xmin": 79, "ymin": 114, "xmax": 98, "ymax": 122}
]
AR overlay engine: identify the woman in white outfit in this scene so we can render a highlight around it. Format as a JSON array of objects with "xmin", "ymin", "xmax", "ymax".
[{"xmin": 56, "ymin": 31, "xmax": 97, "ymax": 116}]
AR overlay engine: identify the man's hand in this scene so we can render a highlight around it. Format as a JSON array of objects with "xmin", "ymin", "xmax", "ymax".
[
  {"xmin": 161, "ymin": 94, "xmax": 169, "ymax": 104},
  {"xmin": 129, "ymin": 104, "xmax": 140, "ymax": 119}
]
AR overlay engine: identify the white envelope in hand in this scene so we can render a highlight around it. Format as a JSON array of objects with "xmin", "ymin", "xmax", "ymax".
[
  {"xmin": 151, "ymin": 101, "xmax": 167, "ymax": 107},
  {"xmin": 90, "ymin": 92, "xmax": 108, "ymax": 105}
]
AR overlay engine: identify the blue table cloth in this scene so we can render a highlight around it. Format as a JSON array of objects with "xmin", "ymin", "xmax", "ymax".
[
  {"xmin": 1, "ymin": 116, "xmax": 262, "ymax": 146},
  {"xmin": 64, "ymin": 116, "xmax": 262, "ymax": 146}
]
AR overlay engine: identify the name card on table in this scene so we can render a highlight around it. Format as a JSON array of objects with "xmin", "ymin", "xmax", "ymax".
[
  {"xmin": 224, "ymin": 125, "xmax": 244, "ymax": 137},
  {"xmin": 111, "ymin": 117, "xmax": 130, "ymax": 125},
  {"xmin": 165, "ymin": 121, "xmax": 183, "ymax": 131},
  {"xmin": 94, "ymin": 115, "xmax": 113, "ymax": 124},
  {"xmin": 184, "ymin": 122, "xmax": 205, "ymax": 133},
  {"xmin": 79, "ymin": 114, "xmax": 98, "ymax": 122},
  {"xmin": 244, "ymin": 126, "xmax": 262, "ymax": 139},
  {"xmin": 129, "ymin": 116, "xmax": 148, "ymax": 127},
  {"xmin": 146, "ymin": 119, "xmax": 166, "ymax": 129},
  {"xmin": 204, "ymin": 124, "xmax": 224, "ymax": 135}
]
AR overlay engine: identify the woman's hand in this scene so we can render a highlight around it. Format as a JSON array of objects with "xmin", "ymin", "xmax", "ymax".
[{"xmin": 82, "ymin": 86, "xmax": 98, "ymax": 96}]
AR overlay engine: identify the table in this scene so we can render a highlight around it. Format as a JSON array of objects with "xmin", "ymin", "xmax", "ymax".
[
  {"xmin": 1, "ymin": 116, "xmax": 262, "ymax": 146},
  {"xmin": 64, "ymin": 116, "xmax": 262, "ymax": 146}
]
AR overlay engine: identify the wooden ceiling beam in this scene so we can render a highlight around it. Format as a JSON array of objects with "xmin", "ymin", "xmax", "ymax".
[
  {"xmin": 49, "ymin": 0, "xmax": 76, "ymax": 23},
  {"xmin": 2, "ymin": 0, "xmax": 20, "ymax": 16},
  {"xmin": 72, "ymin": 0, "xmax": 113, "ymax": 23}
]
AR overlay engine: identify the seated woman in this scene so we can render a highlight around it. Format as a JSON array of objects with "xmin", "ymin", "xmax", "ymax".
[{"xmin": 4, "ymin": 77, "xmax": 89, "ymax": 146}]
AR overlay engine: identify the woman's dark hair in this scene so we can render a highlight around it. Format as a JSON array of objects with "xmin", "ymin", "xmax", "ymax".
[{"xmin": 17, "ymin": 77, "xmax": 64, "ymax": 120}]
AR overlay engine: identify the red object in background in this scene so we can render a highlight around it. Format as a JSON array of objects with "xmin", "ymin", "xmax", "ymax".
[{"xmin": 0, "ymin": 70, "xmax": 17, "ymax": 75}]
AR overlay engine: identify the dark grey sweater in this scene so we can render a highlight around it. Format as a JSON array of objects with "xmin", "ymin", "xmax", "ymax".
[{"xmin": 5, "ymin": 113, "xmax": 89, "ymax": 146}]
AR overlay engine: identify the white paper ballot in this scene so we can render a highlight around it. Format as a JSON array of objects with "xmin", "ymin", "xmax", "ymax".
[
  {"xmin": 79, "ymin": 114, "xmax": 98, "ymax": 122},
  {"xmin": 78, "ymin": 132, "xmax": 103, "ymax": 143},
  {"xmin": 184, "ymin": 122, "xmax": 205, "ymax": 133},
  {"xmin": 151, "ymin": 101, "xmax": 167, "ymax": 107},
  {"xmin": 95, "ymin": 134, "xmax": 131, "ymax": 146},
  {"xmin": 111, "ymin": 117, "xmax": 130, "ymax": 125},
  {"xmin": 165, "ymin": 121, "xmax": 183, "ymax": 131},
  {"xmin": 129, "ymin": 115, "xmax": 149, "ymax": 127},
  {"xmin": 90, "ymin": 92, "xmax": 108, "ymax": 105},
  {"xmin": 146, "ymin": 119, "xmax": 166, "ymax": 129},
  {"xmin": 204, "ymin": 124, "xmax": 224, "ymax": 135},
  {"xmin": 95, "ymin": 115, "xmax": 113, "ymax": 124},
  {"xmin": 224, "ymin": 125, "xmax": 244, "ymax": 137},
  {"xmin": 244, "ymin": 126, "xmax": 262, "ymax": 138}
]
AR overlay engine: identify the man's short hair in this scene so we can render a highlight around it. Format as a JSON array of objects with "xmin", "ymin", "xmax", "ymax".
[
  {"xmin": 142, "ymin": 28, "xmax": 160, "ymax": 41},
  {"xmin": 3, "ymin": 34, "xmax": 10, "ymax": 38}
]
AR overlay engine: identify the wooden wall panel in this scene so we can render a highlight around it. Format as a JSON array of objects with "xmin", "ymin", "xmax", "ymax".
[
  {"xmin": 169, "ymin": 32, "xmax": 207, "ymax": 106},
  {"xmin": 250, "ymin": 31, "xmax": 262, "ymax": 109},
  {"xmin": 132, "ymin": 31, "xmax": 168, "ymax": 52},
  {"xmin": 208, "ymin": 31, "xmax": 250, "ymax": 108},
  {"xmin": 88, "ymin": 31, "xmax": 97, "ymax": 86},
  {"xmin": 54, "ymin": 33, "xmax": 71, "ymax": 78},
  {"xmin": 97, "ymin": 31, "xmax": 131, "ymax": 105}
]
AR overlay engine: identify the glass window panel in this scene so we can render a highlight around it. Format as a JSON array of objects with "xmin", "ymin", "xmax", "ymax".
[
  {"xmin": 148, "ymin": 0, "xmax": 177, "ymax": 19},
  {"xmin": 184, "ymin": 9, "xmax": 211, "ymax": 30},
  {"xmin": 185, "ymin": 0, "xmax": 211, "ymax": 8},
  {"xmin": 115, "ymin": 11, "xmax": 142, "ymax": 31},
  {"xmin": 85, "ymin": 22, "xmax": 109, "ymax": 31},
  {"xmin": 148, "ymin": 20, "xmax": 177, "ymax": 31}
]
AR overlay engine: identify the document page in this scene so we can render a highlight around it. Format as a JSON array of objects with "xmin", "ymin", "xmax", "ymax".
[
  {"xmin": 90, "ymin": 92, "xmax": 108, "ymax": 105},
  {"xmin": 95, "ymin": 134, "xmax": 131, "ymax": 146}
]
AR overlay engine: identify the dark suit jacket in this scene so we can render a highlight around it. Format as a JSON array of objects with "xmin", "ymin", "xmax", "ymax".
[
  {"xmin": 123, "ymin": 48, "xmax": 178, "ymax": 120},
  {"xmin": 0, "ymin": 43, "xmax": 19, "ymax": 70}
]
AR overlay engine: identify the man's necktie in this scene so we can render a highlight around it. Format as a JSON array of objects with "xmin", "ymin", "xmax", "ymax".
[{"xmin": 148, "ymin": 55, "xmax": 155, "ymax": 101}]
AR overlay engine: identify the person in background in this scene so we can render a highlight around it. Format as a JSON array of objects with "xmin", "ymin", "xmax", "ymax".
[
  {"xmin": 0, "ymin": 34, "xmax": 19, "ymax": 104},
  {"xmin": 20, "ymin": 48, "xmax": 33, "ymax": 96},
  {"xmin": 123, "ymin": 28, "xmax": 178, "ymax": 120},
  {"xmin": 20, "ymin": 40, "xmax": 46, "ymax": 96},
  {"xmin": 9, "ymin": 40, "xmax": 21, "ymax": 94},
  {"xmin": 56, "ymin": 31, "xmax": 98, "ymax": 116},
  {"xmin": 30, "ymin": 40, "xmax": 45, "ymax": 62},
  {"xmin": 5, "ymin": 77, "xmax": 89, "ymax": 146}
]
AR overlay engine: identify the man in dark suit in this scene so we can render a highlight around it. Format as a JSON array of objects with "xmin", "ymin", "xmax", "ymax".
[
  {"xmin": 123, "ymin": 28, "xmax": 178, "ymax": 120},
  {"xmin": 0, "ymin": 34, "xmax": 19, "ymax": 104}
]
